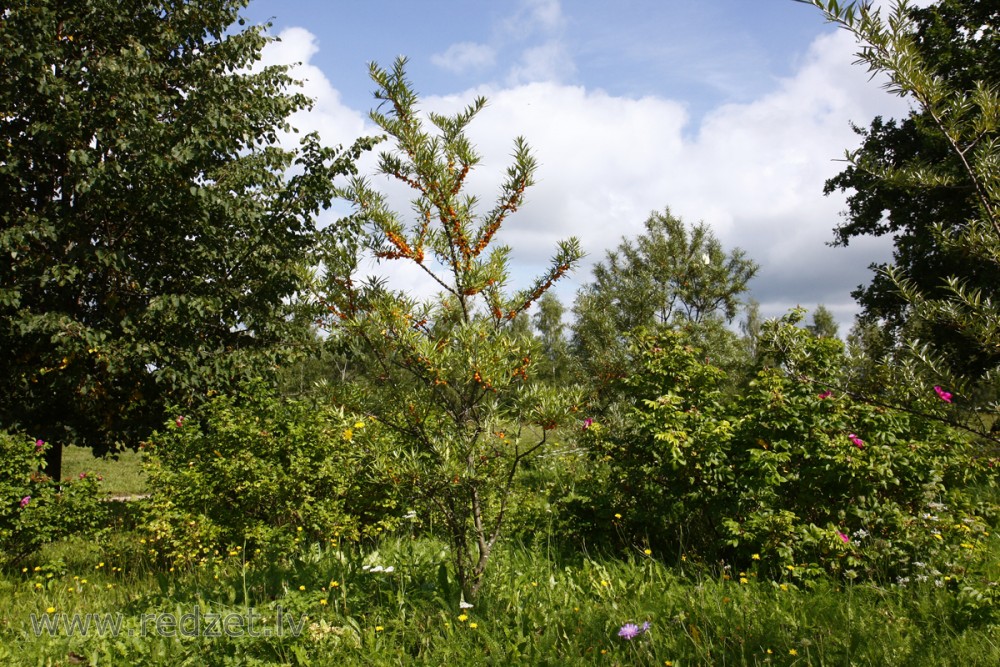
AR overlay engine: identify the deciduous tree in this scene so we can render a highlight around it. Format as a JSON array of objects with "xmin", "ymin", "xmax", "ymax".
[{"xmin": 0, "ymin": 0, "xmax": 372, "ymax": 478}]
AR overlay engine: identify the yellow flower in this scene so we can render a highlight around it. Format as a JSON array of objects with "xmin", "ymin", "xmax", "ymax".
[
  {"xmin": 779, "ymin": 583, "xmax": 789, "ymax": 591},
  {"xmin": 299, "ymin": 585, "xmax": 306, "ymax": 591},
  {"xmin": 457, "ymin": 614, "xmax": 468, "ymax": 622},
  {"xmin": 789, "ymin": 649, "xmax": 798, "ymax": 655},
  {"xmin": 740, "ymin": 577, "xmax": 749, "ymax": 584},
  {"xmin": 786, "ymin": 565, "xmax": 795, "ymax": 571},
  {"xmin": 46, "ymin": 607, "xmax": 56, "ymax": 613},
  {"xmin": 342, "ymin": 428, "xmax": 353, "ymax": 441},
  {"xmin": 469, "ymin": 622, "xmax": 478, "ymax": 629},
  {"xmin": 375, "ymin": 625, "xmax": 384, "ymax": 632},
  {"xmin": 354, "ymin": 421, "xmax": 365, "ymax": 429},
  {"xmin": 614, "ymin": 513, "xmax": 622, "ymax": 519},
  {"xmin": 752, "ymin": 553, "xmax": 761, "ymax": 560},
  {"xmin": 644, "ymin": 548, "xmax": 652, "ymax": 556},
  {"xmin": 600, "ymin": 580, "xmax": 609, "ymax": 587},
  {"xmin": 330, "ymin": 581, "xmax": 340, "ymax": 588},
  {"xmin": 320, "ymin": 599, "xmax": 327, "ymax": 606}
]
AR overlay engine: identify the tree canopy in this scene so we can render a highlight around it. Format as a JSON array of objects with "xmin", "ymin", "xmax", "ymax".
[
  {"xmin": 0, "ymin": 0, "xmax": 372, "ymax": 476},
  {"xmin": 822, "ymin": 0, "xmax": 999, "ymax": 378}
]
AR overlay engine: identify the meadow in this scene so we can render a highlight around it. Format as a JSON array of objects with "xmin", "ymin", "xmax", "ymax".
[{"xmin": 2, "ymin": 441, "xmax": 999, "ymax": 666}]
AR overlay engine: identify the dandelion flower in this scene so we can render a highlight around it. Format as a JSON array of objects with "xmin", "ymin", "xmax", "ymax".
[
  {"xmin": 469, "ymin": 622, "xmax": 478, "ymax": 629},
  {"xmin": 46, "ymin": 607, "xmax": 55, "ymax": 614},
  {"xmin": 789, "ymin": 649, "xmax": 798, "ymax": 655},
  {"xmin": 457, "ymin": 614, "xmax": 468, "ymax": 622},
  {"xmin": 752, "ymin": 553, "xmax": 761, "ymax": 560}
]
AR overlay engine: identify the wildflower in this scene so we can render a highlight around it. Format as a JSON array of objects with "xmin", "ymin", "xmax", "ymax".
[
  {"xmin": 740, "ymin": 577, "xmax": 749, "ymax": 584},
  {"xmin": 789, "ymin": 649, "xmax": 798, "ymax": 656},
  {"xmin": 818, "ymin": 390, "xmax": 832, "ymax": 399},
  {"xmin": 354, "ymin": 421, "xmax": 365, "ymax": 429},
  {"xmin": 299, "ymin": 585, "xmax": 306, "ymax": 591},
  {"xmin": 752, "ymin": 553, "xmax": 761, "ymax": 560},
  {"xmin": 848, "ymin": 433, "xmax": 864, "ymax": 449},
  {"xmin": 583, "ymin": 418, "xmax": 594, "ymax": 430},
  {"xmin": 457, "ymin": 614, "xmax": 468, "ymax": 623},
  {"xmin": 175, "ymin": 415, "xmax": 185, "ymax": 428},
  {"xmin": 469, "ymin": 622, "xmax": 478, "ymax": 629},
  {"xmin": 342, "ymin": 428, "xmax": 353, "ymax": 441},
  {"xmin": 614, "ymin": 513, "xmax": 622, "ymax": 519},
  {"xmin": 618, "ymin": 621, "xmax": 651, "ymax": 640},
  {"xmin": 35, "ymin": 439, "xmax": 45, "ymax": 450},
  {"xmin": 933, "ymin": 386, "xmax": 953, "ymax": 403},
  {"xmin": 330, "ymin": 581, "xmax": 339, "ymax": 588},
  {"xmin": 375, "ymin": 625, "xmax": 384, "ymax": 632},
  {"xmin": 46, "ymin": 607, "xmax": 55, "ymax": 614},
  {"xmin": 779, "ymin": 584, "xmax": 789, "ymax": 591},
  {"xmin": 837, "ymin": 531, "xmax": 850, "ymax": 544},
  {"xmin": 20, "ymin": 496, "xmax": 30, "ymax": 508},
  {"xmin": 644, "ymin": 548, "xmax": 652, "ymax": 556}
]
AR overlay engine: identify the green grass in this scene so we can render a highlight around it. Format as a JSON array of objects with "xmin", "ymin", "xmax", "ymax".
[
  {"xmin": 3, "ymin": 531, "xmax": 999, "ymax": 666},
  {"xmin": 61, "ymin": 445, "xmax": 146, "ymax": 498}
]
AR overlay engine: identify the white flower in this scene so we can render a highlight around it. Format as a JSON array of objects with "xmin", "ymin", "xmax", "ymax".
[
  {"xmin": 371, "ymin": 565, "xmax": 384, "ymax": 573},
  {"xmin": 384, "ymin": 566, "xmax": 395, "ymax": 573}
]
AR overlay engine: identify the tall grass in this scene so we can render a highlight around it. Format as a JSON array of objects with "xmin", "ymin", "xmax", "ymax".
[{"xmin": 3, "ymin": 525, "xmax": 999, "ymax": 666}]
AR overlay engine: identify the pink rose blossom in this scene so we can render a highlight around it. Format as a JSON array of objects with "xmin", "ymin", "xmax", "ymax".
[{"xmin": 933, "ymin": 386, "xmax": 952, "ymax": 403}]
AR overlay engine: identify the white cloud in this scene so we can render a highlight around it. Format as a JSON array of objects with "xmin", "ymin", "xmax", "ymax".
[
  {"xmin": 431, "ymin": 42, "xmax": 497, "ymax": 74},
  {"xmin": 257, "ymin": 22, "xmax": 912, "ymax": 332}
]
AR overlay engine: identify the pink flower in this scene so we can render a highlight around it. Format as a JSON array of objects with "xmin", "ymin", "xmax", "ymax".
[
  {"xmin": 34, "ymin": 439, "xmax": 45, "ymax": 450},
  {"xmin": 933, "ymin": 386, "xmax": 952, "ymax": 403},
  {"xmin": 20, "ymin": 496, "xmax": 31, "ymax": 509},
  {"xmin": 837, "ymin": 531, "xmax": 850, "ymax": 544},
  {"xmin": 818, "ymin": 390, "xmax": 833, "ymax": 400},
  {"xmin": 78, "ymin": 472, "xmax": 87, "ymax": 480},
  {"xmin": 848, "ymin": 433, "xmax": 864, "ymax": 449},
  {"xmin": 175, "ymin": 415, "xmax": 186, "ymax": 428},
  {"xmin": 582, "ymin": 418, "xmax": 593, "ymax": 430}
]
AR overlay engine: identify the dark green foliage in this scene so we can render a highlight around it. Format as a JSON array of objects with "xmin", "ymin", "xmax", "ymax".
[
  {"xmin": 142, "ymin": 382, "xmax": 400, "ymax": 563},
  {"xmin": 822, "ymin": 0, "xmax": 1000, "ymax": 380},
  {"xmin": 0, "ymin": 0, "xmax": 372, "ymax": 475}
]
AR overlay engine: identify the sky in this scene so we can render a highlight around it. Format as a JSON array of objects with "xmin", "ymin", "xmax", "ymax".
[{"xmin": 240, "ymin": 0, "xmax": 920, "ymax": 334}]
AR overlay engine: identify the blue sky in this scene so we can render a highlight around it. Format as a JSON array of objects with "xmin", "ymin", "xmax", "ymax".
[{"xmin": 241, "ymin": 0, "xmax": 916, "ymax": 333}]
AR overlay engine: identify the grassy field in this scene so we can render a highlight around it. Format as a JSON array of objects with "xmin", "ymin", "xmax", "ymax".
[
  {"xmin": 4, "ymin": 448, "xmax": 1000, "ymax": 665},
  {"xmin": 62, "ymin": 445, "xmax": 147, "ymax": 498}
]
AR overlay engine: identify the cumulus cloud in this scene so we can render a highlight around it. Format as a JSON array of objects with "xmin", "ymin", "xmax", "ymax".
[{"xmin": 258, "ymin": 17, "xmax": 912, "ymax": 332}]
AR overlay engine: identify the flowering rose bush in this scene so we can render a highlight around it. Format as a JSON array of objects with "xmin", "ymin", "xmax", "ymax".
[
  {"xmin": 0, "ymin": 432, "xmax": 106, "ymax": 567},
  {"xmin": 576, "ymin": 311, "xmax": 995, "ymax": 581}
]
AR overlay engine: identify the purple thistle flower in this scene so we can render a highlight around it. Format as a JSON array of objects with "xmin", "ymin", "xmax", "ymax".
[
  {"xmin": 618, "ymin": 621, "xmax": 651, "ymax": 640},
  {"xmin": 618, "ymin": 623, "xmax": 640, "ymax": 639},
  {"xmin": 20, "ymin": 496, "xmax": 31, "ymax": 509}
]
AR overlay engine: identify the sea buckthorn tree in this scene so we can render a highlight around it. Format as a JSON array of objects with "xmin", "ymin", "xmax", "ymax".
[{"xmin": 317, "ymin": 58, "xmax": 582, "ymax": 598}]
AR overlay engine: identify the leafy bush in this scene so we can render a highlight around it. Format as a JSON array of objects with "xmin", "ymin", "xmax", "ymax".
[
  {"xmin": 142, "ymin": 382, "xmax": 401, "ymax": 565},
  {"xmin": 0, "ymin": 432, "xmax": 106, "ymax": 567},
  {"xmin": 574, "ymin": 312, "xmax": 995, "ymax": 581}
]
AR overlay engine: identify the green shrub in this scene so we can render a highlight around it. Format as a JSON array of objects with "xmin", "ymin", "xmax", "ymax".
[
  {"xmin": 141, "ymin": 382, "xmax": 401, "ymax": 565},
  {"xmin": 0, "ymin": 432, "xmax": 106, "ymax": 567},
  {"xmin": 575, "ymin": 312, "xmax": 995, "ymax": 581}
]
